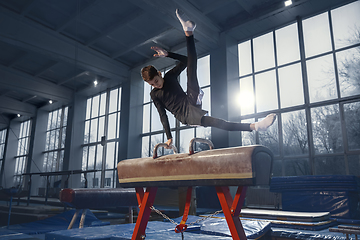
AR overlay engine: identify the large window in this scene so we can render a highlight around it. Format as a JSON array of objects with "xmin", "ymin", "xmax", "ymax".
[
  {"xmin": 142, "ymin": 55, "xmax": 211, "ymax": 157},
  {"xmin": 238, "ymin": 1, "xmax": 360, "ymax": 176},
  {"xmin": 41, "ymin": 107, "xmax": 68, "ymax": 187},
  {"xmin": 0, "ymin": 128, "xmax": 7, "ymax": 175},
  {"xmin": 82, "ymin": 87, "xmax": 122, "ymax": 188},
  {"xmin": 14, "ymin": 120, "xmax": 32, "ymax": 185}
]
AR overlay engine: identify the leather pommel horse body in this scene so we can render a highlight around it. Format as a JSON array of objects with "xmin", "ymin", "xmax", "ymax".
[{"xmin": 117, "ymin": 138, "xmax": 273, "ymax": 240}]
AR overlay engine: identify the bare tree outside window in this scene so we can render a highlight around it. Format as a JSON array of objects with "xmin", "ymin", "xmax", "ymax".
[
  {"xmin": 0, "ymin": 129, "xmax": 7, "ymax": 175},
  {"xmin": 284, "ymin": 158, "xmax": 311, "ymax": 176},
  {"xmin": 259, "ymin": 117, "xmax": 279, "ymax": 155},
  {"xmin": 337, "ymin": 44, "xmax": 360, "ymax": 97},
  {"xmin": 282, "ymin": 110, "xmax": 308, "ymax": 156},
  {"xmin": 82, "ymin": 87, "xmax": 122, "ymax": 188},
  {"xmin": 315, "ymin": 156, "xmax": 346, "ymax": 175},
  {"xmin": 344, "ymin": 102, "xmax": 360, "ymax": 150},
  {"xmin": 237, "ymin": 1, "xmax": 360, "ymax": 177},
  {"xmin": 241, "ymin": 118, "xmax": 255, "ymax": 146},
  {"xmin": 311, "ymin": 104, "xmax": 343, "ymax": 154}
]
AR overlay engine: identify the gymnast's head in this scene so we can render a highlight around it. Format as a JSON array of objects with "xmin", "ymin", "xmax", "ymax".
[{"xmin": 141, "ymin": 65, "xmax": 164, "ymax": 89}]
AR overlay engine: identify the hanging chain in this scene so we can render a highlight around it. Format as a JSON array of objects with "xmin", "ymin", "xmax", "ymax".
[
  {"xmin": 187, "ymin": 209, "xmax": 223, "ymax": 226},
  {"xmin": 150, "ymin": 206, "xmax": 178, "ymax": 225},
  {"xmin": 147, "ymin": 206, "xmax": 223, "ymax": 240},
  {"xmin": 150, "ymin": 206, "xmax": 223, "ymax": 227}
]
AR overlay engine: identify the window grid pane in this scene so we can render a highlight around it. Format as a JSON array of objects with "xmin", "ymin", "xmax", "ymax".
[
  {"xmin": 82, "ymin": 87, "xmax": 121, "ymax": 188},
  {"xmin": 253, "ymin": 32, "xmax": 275, "ymax": 72},
  {"xmin": 284, "ymin": 158, "xmax": 311, "ymax": 176},
  {"xmin": 237, "ymin": 1, "xmax": 360, "ymax": 177},
  {"xmin": 255, "ymin": 70, "xmax": 278, "ymax": 112},
  {"xmin": 303, "ymin": 12, "xmax": 332, "ymax": 58},
  {"xmin": 307, "ymin": 54, "xmax": 337, "ymax": 103},
  {"xmin": 43, "ymin": 107, "xmax": 68, "ymax": 181},
  {"xmin": 259, "ymin": 116, "xmax": 279, "ymax": 156},
  {"xmin": 331, "ymin": 1, "xmax": 360, "ymax": 50},
  {"xmin": 14, "ymin": 120, "xmax": 32, "ymax": 184},
  {"xmin": 282, "ymin": 110, "xmax": 308, "ymax": 156},
  {"xmin": 278, "ymin": 64, "xmax": 304, "ymax": 108},
  {"xmin": 344, "ymin": 101, "xmax": 360, "ymax": 151},
  {"xmin": 336, "ymin": 48, "xmax": 360, "ymax": 98},
  {"xmin": 275, "ymin": 23, "xmax": 300, "ymax": 66},
  {"xmin": 238, "ymin": 40, "xmax": 252, "ymax": 76},
  {"xmin": 311, "ymin": 104, "xmax": 343, "ymax": 154},
  {"xmin": 239, "ymin": 77, "xmax": 255, "ymax": 115}
]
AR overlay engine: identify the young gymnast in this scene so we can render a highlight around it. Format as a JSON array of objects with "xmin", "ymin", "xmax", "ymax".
[{"xmin": 141, "ymin": 9, "xmax": 276, "ymax": 148}]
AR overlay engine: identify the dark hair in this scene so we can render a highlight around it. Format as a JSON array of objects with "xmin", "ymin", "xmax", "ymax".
[{"xmin": 141, "ymin": 65, "xmax": 158, "ymax": 81}]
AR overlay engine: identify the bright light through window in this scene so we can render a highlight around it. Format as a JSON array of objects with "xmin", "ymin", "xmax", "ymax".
[
  {"xmin": 238, "ymin": 90, "xmax": 255, "ymax": 114},
  {"xmin": 239, "ymin": 76, "xmax": 255, "ymax": 115}
]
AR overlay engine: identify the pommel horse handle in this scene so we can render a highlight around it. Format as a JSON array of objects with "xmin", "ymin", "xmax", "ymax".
[
  {"xmin": 189, "ymin": 138, "xmax": 214, "ymax": 155},
  {"xmin": 153, "ymin": 143, "xmax": 178, "ymax": 159}
]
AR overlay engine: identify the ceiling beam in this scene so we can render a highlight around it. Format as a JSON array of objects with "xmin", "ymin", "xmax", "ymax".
[
  {"xmin": 170, "ymin": 0, "xmax": 221, "ymax": 31},
  {"xmin": 225, "ymin": 0, "xmax": 307, "ymax": 33},
  {"xmin": 56, "ymin": 0, "xmax": 100, "ymax": 32},
  {"xmin": 0, "ymin": 95, "xmax": 37, "ymax": 117},
  {"xmin": 235, "ymin": 0, "xmax": 255, "ymax": 15},
  {"xmin": 22, "ymin": 95, "xmax": 38, "ymax": 103},
  {"xmin": 0, "ymin": 65, "xmax": 73, "ymax": 103},
  {"xmin": 0, "ymin": 6, "xmax": 129, "ymax": 81},
  {"xmin": 58, "ymin": 71, "xmax": 89, "ymax": 86},
  {"xmin": 7, "ymin": 52, "xmax": 28, "ymax": 68},
  {"xmin": 34, "ymin": 61, "xmax": 58, "ymax": 77},
  {"xmin": 131, "ymin": 38, "xmax": 197, "ymax": 70},
  {"xmin": 112, "ymin": 27, "xmax": 173, "ymax": 59},
  {"xmin": 20, "ymin": 0, "xmax": 38, "ymax": 16},
  {"xmin": 127, "ymin": 0, "xmax": 219, "ymax": 48},
  {"xmin": 86, "ymin": 9, "xmax": 145, "ymax": 46},
  {"xmin": 202, "ymin": 0, "xmax": 233, "ymax": 15}
]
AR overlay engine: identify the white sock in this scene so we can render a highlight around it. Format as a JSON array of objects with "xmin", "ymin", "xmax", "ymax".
[
  {"xmin": 255, "ymin": 113, "xmax": 276, "ymax": 131},
  {"xmin": 176, "ymin": 9, "xmax": 196, "ymax": 32}
]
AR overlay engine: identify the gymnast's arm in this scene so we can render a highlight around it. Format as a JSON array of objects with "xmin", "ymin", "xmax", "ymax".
[
  {"xmin": 151, "ymin": 46, "xmax": 187, "ymax": 77},
  {"xmin": 151, "ymin": 93, "xmax": 173, "ymax": 148},
  {"xmin": 166, "ymin": 52, "xmax": 187, "ymax": 77}
]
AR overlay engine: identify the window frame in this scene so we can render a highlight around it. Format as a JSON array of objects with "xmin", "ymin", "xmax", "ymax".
[{"xmin": 237, "ymin": 2, "xmax": 360, "ymax": 176}]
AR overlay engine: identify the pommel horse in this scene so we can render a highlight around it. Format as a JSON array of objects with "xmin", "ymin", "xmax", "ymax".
[{"xmin": 117, "ymin": 138, "xmax": 273, "ymax": 240}]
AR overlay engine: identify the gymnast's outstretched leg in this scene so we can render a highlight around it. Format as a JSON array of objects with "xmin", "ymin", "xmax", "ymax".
[
  {"xmin": 201, "ymin": 114, "xmax": 277, "ymax": 131},
  {"xmin": 176, "ymin": 9, "xmax": 202, "ymax": 106},
  {"xmin": 176, "ymin": 9, "xmax": 276, "ymax": 132}
]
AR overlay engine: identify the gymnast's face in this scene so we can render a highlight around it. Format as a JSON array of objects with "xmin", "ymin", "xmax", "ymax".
[{"xmin": 147, "ymin": 72, "xmax": 164, "ymax": 89}]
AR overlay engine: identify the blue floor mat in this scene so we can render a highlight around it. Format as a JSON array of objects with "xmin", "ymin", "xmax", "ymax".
[
  {"xmin": 271, "ymin": 227, "xmax": 352, "ymax": 240},
  {"xmin": 0, "ymin": 228, "xmax": 43, "ymax": 239},
  {"xmin": 2, "ymin": 209, "xmax": 109, "ymax": 235},
  {"xmin": 44, "ymin": 216, "xmax": 271, "ymax": 240}
]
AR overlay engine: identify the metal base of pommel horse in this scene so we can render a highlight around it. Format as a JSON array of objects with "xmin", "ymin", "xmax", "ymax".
[
  {"xmin": 59, "ymin": 188, "xmax": 137, "ymax": 229},
  {"xmin": 117, "ymin": 138, "xmax": 274, "ymax": 240}
]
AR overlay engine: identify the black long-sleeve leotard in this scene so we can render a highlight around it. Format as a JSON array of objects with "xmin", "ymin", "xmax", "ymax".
[{"xmin": 150, "ymin": 52, "xmax": 207, "ymax": 139}]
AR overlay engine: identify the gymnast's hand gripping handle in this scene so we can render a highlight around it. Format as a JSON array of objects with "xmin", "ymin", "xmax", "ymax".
[
  {"xmin": 153, "ymin": 143, "xmax": 178, "ymax": 159},
  {"xmin": 189, "ymin": 138, "xmax": 214, "ymax": 155}
]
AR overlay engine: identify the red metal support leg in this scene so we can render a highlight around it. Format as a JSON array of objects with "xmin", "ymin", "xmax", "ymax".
[
  {"xmin": 132, "ymin": 187, "xmax": 158, "ymax": 240},
  {"xmin": 175, "ymin": 187, "xmax": 192, "ymax": 233},
  {"xmin": 135, "ymin": 187, "xmax": 145, "ymax": 205},
  {"xmin": 232, "ymin": 186, "xmax": 247, "ymax": 216},
  {"xmin": 215, "ymin": 186, "xmax": 247, "ymax": 240}
]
